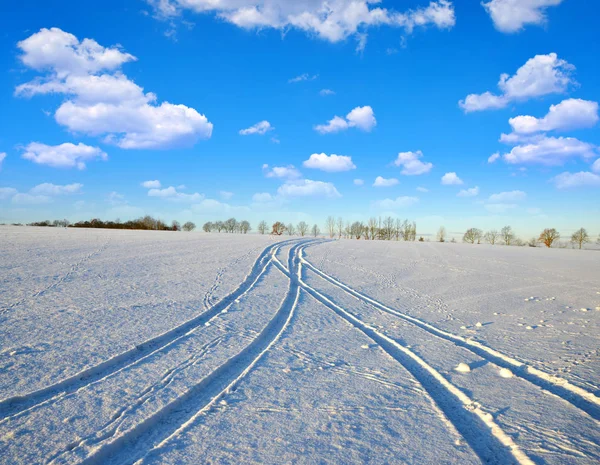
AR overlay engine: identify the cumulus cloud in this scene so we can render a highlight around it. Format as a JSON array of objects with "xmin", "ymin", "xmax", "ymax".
[
  {"xmin": 277, "ymin": 179, "xmax": 341, "ymax": 198},
  {"xmin": 29, "ymin": 183, "xmax": 83, "ymax": 195},
  {"xmin": 16, "ymin": 28, "xmax": 213, "ymax": 149},
  {"xmin": 354, "ymin": 179, "xmax": 365, "ymax": 186},
  {"xmin": 508, "ymin": 99, "xmax": 599, "ymax": 134},
  {"xmin": 150, "ymin": 1, "xmax": 455, "ymax": 46},
  {"xmin": 482, "ymin": 0, "xmax": 563, "ymax": 33},
  {"xmin": 592, "ymin": 159, "xmax": 600, "ymax": 173},
  {"xmin": 21, "ymin": 142, "xmax": 107, "ymax": 169},
  {"xmin": 0, "ymin": 187, "xmax": 18, "ymax": 199},
  {"xmin": 457, "ymin": 186, "xmax": 479, "ymax": 197},
  {"xmin": 393, "ymin": 150, "xmax": 433, "ymax": 175},
  {"xmin": 488, "ymin": 152, "xmax": 501, "ymax": 163},
  {"xmin": 315, "ymin": 105, "xmax": 376, "ymax": 134},
  {"xmin": 303, "ymin": 153, "xmax": 356, "ymax": 172},
  {"xmin": 373, "ymin": 196, "xmax": 419, "ymax": 209},
  {"xmin": 459, "ymin": 53, "xmax": 575, "ymax": 112},
  {"xmin": 552, "ymin": 171, "xmax": 600, "ymax": 189},
  {"xmin": 373, "ymin": 176, "xmax": 399, "ymax": 187},
  {"xmin": 147, "ymin": 186, "xmax": 204, "ymax": 202},
  {"xmin": 141, "ymin": 180, "xmax": 161, "ymax": 189},
  {"xmin": 239, "ymin": 120, "xmax": 274, "ymax": 135},
  {"xmin": 107, "ymin": 191, "xmax": 127, "ymax": 206},
  {"xmin": 441, "ymin": 172, "xmax": 463, "ymax": 185},
  {"xmin": 501, "ymin": 136, "xmax": 597, "ymax": 166},
  {"xmin": 12, "ymin": 193, "xmax": 52, "ymax": 205},
  {"xmin": 252, "ymin": 192, "xmax": 274, "ymax": 203},
  {"xmin": 488, "ymin": 190, "xmax": 526, "ymax": 203},
  {"xmin": 262, "ymin": 164, "xmax": 302, "ymax": 179}
]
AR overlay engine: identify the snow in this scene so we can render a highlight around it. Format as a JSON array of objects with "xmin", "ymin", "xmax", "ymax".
[{"xmin": 1, "ymin": 227, "xmax": 599, "ymax": 464}]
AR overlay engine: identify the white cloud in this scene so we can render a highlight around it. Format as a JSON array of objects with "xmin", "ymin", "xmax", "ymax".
[
  {"xmin": 107, "ymin": 191, "xmax": 126, "ymax": 206},
  {"xmin": 459, "ymin": 53, "xmax": 575, "ymax": 112},
  {"xmin": 277, "ymin": 179, "xmax": 341, "ymax": 198},
  {"xmin": 29, "ymin": 183, "xmax": 83, "ymax": 195},
  {"xmin": 288, "ymin": 73, "xmax": 318, "ymax": 83},
  {"xmin": 319, "ymin": 89, "xmax": 335, "ymax": 96},
  {"xmin": 457, "ymin": 186, "xmax": 479, "ymax": 197},
  {"xmin": 373, "ymin": 176, "xmax": 399, "ymax": 187},
  {"xmin": 12, "ymin": 193, "xmax": 52, "ymax": 205},
  {"xmin": 441, "ymin": 172, "xmax": 463, "ymax": 185},
  {"xmin": 393, "ymin": 150, "xmax": 433, "ymax": 175},
  {"xmin": 373, "ymin": 196, "xmax": 419, "ymax": 209},
  {"xmin": 0, "ymin": 187, "xmax": 18, "ymax": 199},
  {"xmin": 220, "ymin": 190, "xmax": 234, "ymax": 200},
  {"xmin": 502, "ymin": 136, "xmax": 597, "ymax": 166},
  {"xmin": 482, "ymin": 0, "xmax": 563, "ymax": 33},
  {"xmin": 303, "ymin": 153, "xmax": 356, "ymax": 172},
  {"xmin": 315, "ymin": 105, "xmax": 376, "ymax": 134},
  {"xmin": 16, "ymin": 28, "xmax": 213, "ymax": 149},
  {"xmin": 485, "ymin": 203, "xmax": 517, "ymax": 213},
  {"xmin": 488, "ymin": 190, "xmax": 526, "ymax": 202},
  {"xmin": 150, "ymin": 1, "xmax": 455, "ymax": 45},
  {"xmin": 252, "ymin": 192, "xmax": 274, "ymax": 203},
  {"xmin": 148, "ymin": 186, "xmax": 204, "ymax": 202},
  {"xmin": 21, "ymin": 142, "xmax": 107, "ymax": 169},
  {"xmin": 0, "ymin": 152, "xmax": 5, "ymax": 170},
  {"xmin": 141, "ymin": 180, "xmax": 161, "ymax": 188},
  {"xmin": 552, "ymin": 171, "xmax": 600, "ymax": 189},
  {"xmin": 416, "ymin": 186, "xmax": 429, "ymax": 192},
  {"xmin": 592, "ymin": 159, "xmax": 600, "ymax": 174},
  {"xmin": 239, "ymin": 120, "xmax": 274, "ymax": 135},
  {"xmin": 508, "ymin": 99, "xmax": 599, "ymax": 134},
  {"xmin": 262, "ymin": 164, "xmax": 302, "ymax": 180},
  {"xmin": 488, "ymin": 152, "xmax": 501, "ymax": 163},
  {"xmin": 354, "ymin": 179, "xmax": 365, "ymax": 186}
]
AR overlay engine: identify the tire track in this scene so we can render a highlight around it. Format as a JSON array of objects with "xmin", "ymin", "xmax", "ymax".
[
  {"xmin": 301, "ymin": 255, "xmax": 600, "ymax": 422},
  {"xmin": 0, "ymin": 240, "xmax": 289, "ymax": 421},
  {"xmin": 74, "ymin": 240, "xmax": 308, "ymax": 465},
  {"xmin": 272, "ymin": 246, "xmax": 534, "ymax": 465}
]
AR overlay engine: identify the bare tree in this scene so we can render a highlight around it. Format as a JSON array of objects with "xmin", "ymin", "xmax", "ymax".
[
  {"xmin": 501, "ymin": 225, "xmax": 514, "ymax": 246},
  {"xmin": 368, "ymin": 217, "xmax": 377, "ymax": 241},
  {"xmin": 463, "ymin": 228, "xmax": 483, "ymax": 244},
  {"xmin": 171, "ymin": 220, "xmax": 181, "ymax": 231},
  {"xmin": 297, "ymin": 221, "xmax": 309, "ymax": 237},
  {"xmin": 312, "ymin": 224, "xmax": 320, "ymax": 237},
  {"xmin": 326, "ymin": 216, "xmax": 336, "ymax": 238},
  {"xmin": 350, "ymin": 221, "xmax": 364, "ymax": 239},
  {"xmin": 215, "ymin": 221, "xmax": 224, "ymax": 233},
  {"xmin": 337, "ymin": 217, "xmax": 344, "ymax": 239},
  {"xmin": 271, "ymin": 222, "xmax": 286, "ymax": 235},
  {"xmin": 239, "ymin": 220, "xmax": 251, "ymax": 234},
  {"xmin": 183, "ymin": 221, "xmax": 197, "ymax": 232},
  {"xmin": 539, "ymin": 228, "xmax": 560, "ymax": 248},
  {"xmin": 286, "ymin": 223, "xmax": 296, "ymax": 236},
  {"xmin": 436, "ymin": 226, "xmax": 446, "ymax": 243},
  {"xmin": 571, "ymin": 227, "xmax": 589, "ymax": 249},
  {"xmin": 257, "ymin": 220, "xmax": 268, "ymax": 235},
  {"xmin": 597, "ymin": 234, "xmax": 600, "ymax": 245},
  {"xmin": 484, "ymin": 230, "xmax": 500, "ymax": 245},
  {"xmin": 224, "ymin": 218, "xmax": 237, "ymax": 233}
]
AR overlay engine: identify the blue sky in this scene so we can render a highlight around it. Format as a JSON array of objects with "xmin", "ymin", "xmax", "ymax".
[{"xmin": 1, "ymin": 0, "xmax": 599, "ymax": 238}]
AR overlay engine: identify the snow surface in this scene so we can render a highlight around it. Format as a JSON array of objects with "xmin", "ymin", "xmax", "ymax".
[{"xmin": 1, "ymin": 226, "xmax": 599, "ymax": 464}]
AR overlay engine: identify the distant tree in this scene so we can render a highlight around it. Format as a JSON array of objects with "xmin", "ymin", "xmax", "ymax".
[
  {"xmin": 311, "ymin": 224, "xmax": 320, "ymax": 237},
  {"xmin": 224, "ymin": 218, "xmax": 237, "ymax": 233},
  {"xmin": 571, "ymin": 227, "xmax": 589, "ymax": 249},
  {"xmin": 418, "ymin": 236, "xmax": 424, "ymax": 242},
  {"xmin": 202, "ymin": 222, "xmax": 212, "ymax": 232},
  {"xmin": 271, "ymin": 221, "xmax": 286, "ymax": 235},
  {"xmin": 368, "ymin": 217, "xmax": 377, "ymax": 241},
  {"xmin": 297, "ymin": 221, "xmax": 309, "ymax": 237},
  {"xmin": 484, "ymin": 230, "xmax": 500, "ymax": 245},
  {"xmin": 501, "ymin": 226, "xmax": 515, "ymax": 246},
  {"xmin": 184, "ymin": 221, "xmax": 197, "ymax": 232},
  {"xmin": 171, "ymin": 220, "xmax": 181, "ymax": 231},
  {"xmin": 326, "ymin": 216, "xmax": 336, "ymax": 238},
  {"xmin": 539, "ymin": 228, "xmax": 560, "ymax": 248},
  {"xmin": 527, "ymin": 237, "xmax": 537, "ymax": 247},
  {"xmin": 436, "ymin": 226, "xmax": 446, "ymax": 243},
  {"xmin": 286, "ymin": 223, "xmax": 296, "ymax": 236},
  {"xmin": 350, "ymin": 221, "xmax": 364, "ymax": 239},
  {"xmin": 463, "ymin": 228, "xmax": 483, "ymax": 244},
  {"xmin": 597, "ymin": 234, "xmax": 600, "ymax": 245},
  {"xmin": 239, "ymin": 220, "xmax": 251, "ymax": 234},
  {"xmin": 337, "ymin": 217, "xmax": 344, "ymax": 239},
  {"xmin": 257, "ymin": 220, "xmax": 268, "ymax": 235},
  {"xmin": 215, "ymin": 221, "xmax": 224, "ymax": 233}
]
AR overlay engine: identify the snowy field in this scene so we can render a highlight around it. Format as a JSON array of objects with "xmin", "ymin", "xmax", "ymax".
[{"xmin": 1, "ymin": 226, "xmax": 599, "ymax": 465}]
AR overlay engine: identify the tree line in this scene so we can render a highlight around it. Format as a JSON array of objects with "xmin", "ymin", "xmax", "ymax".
[
  {"xmin": 202, "ymin": 218, "xmax": 251, "ymax": 233},
  {"xmin": 25, "ymin": 216, "xmax": 197, "ymax": 232}
]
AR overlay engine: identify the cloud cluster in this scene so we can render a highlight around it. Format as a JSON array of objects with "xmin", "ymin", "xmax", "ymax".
[
  {"xmin": 459, "ymin": 53, "xmax": 575, "ymax": 112},
  {"xmin": 373, "ymin": 176, "xmax": 399, "ymax": 187},
  {"xmin": 457, "ymin": 186, "xmax": 479, "ymax": 197},
  {"xmin": 508, "ymin": 99, "xmax": 598, "ymax": 135},
  {"xmin": 303, "ymin": 153, "xmax": 356, "ymax": 172},
  {"xmin": 441, "ymin": 172, "xmax": 463, "ymax": 185},
  {"xmin": 393, "ymin": 150, "xmax": 433, "ymax": 175},
  {"xmin": 314, "ymin": 105, "xmax": 376, "ymax": 134},
  {"xmin": 21, "ymin": 142, "xmax": 107, "ymax": 169},
  {"xmin": 16, "ymin": 28, "xmax": 213, "ymax": 149},
  {"xmin": 0, "ymin": 182, "xmax": 83, "ymax": 205},
  {"xmin": 277, "ymin": 179, "xmax": 341, "ymax": 199},
  {"xmin": 262, "ymin": 164, "xmax": 302, "ymax": 180},
  {"xmin": 482, "ymin": 0, "xmax": 564, "ymax": 33}
]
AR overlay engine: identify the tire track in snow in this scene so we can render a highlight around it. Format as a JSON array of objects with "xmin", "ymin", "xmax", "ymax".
[
  {"xmin": 301, "ymin": 256, "xmax": 600, "ymax": 422},
  {"xmin": 73, "ymin": 240, "xmax": 309, "ymax": 465},
  {"xmin": 0, "ymin": 240, "xmax": 293, "ymax": 421},
  {"xmin": 273, "ymin": 246, "xmax": 534, "ymax": 465}
]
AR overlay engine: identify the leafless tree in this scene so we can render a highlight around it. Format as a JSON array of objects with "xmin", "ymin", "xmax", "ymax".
[
  {"xmin": 224, "ymin": 218, "xmax": 237, "ymax": 233},
  {"xmin": 350, "ymin": 221, "xmax": 364, "ymax": 239},
  {"xmin": 271, "ymin": 222, "xmax": 286, "ymax": 235},
  {"xmin": 286, "ymin": 223, "xmax": 296, "ymax": 236},
  {"xmin": 368, "ymin": 217, "xmax": 377, "ymax": 241},
  {"xmin": 570, "ymin": 228, "xmax": 589, "ymax": 249},
  {"xmin": 437, "ymin": 226, "xmax": 446, "ymax": 243},
  {"xmin": 239, "ymin": 220, "xmax": 251, "ymax": 234},
  {"xmin": 297, "ymin": 221, "xmax": 309, "ymax": 237},
  {"xmin": 539, "ymin": 228, "xmax": 560, "ymax": 248},
  {"xmin": 597, "ymin": 234, "xmax": 600, "ymax": 245},
  {"xmin": 484, "ymin": 230, "xmax": 500, "ymax": 245},
  {"xmin": 312, "ymin": 224, "xmax": 320, "ymax": 237},
  {"xmin": 527, "ymin": 237, "xmax": 537, "ymax": 247},
  {"xmin": 326, "ymin": 216, "xmax": 336, "ymax": 238},
  {"xmin": 344, "ymin": 221, "xmax": 351, "ymax": 239},
  {"xmin": 257, "ymin": 220, "xmax": 268, "ymax": 235},
  {"xmin": 337, "ymin": 217, "xmax": 344, "ymax": 239},
  {"xmin": 184, "ymin": 221, "xmax": 197, "ymax": 232},
  {"xmin": 501, "ymin": 225, "xmax": 514, "ymax": 246},
  {"xmin": 215, "ymin": 221, "xmax": 224, "ymax": 233},
  {"xmin": 171, "ymin": 220, "xmax": 181, "ymax": 231},
  {"xmin": 463, "ymin": 228, "xmax": 483, "ymax": 244}
]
